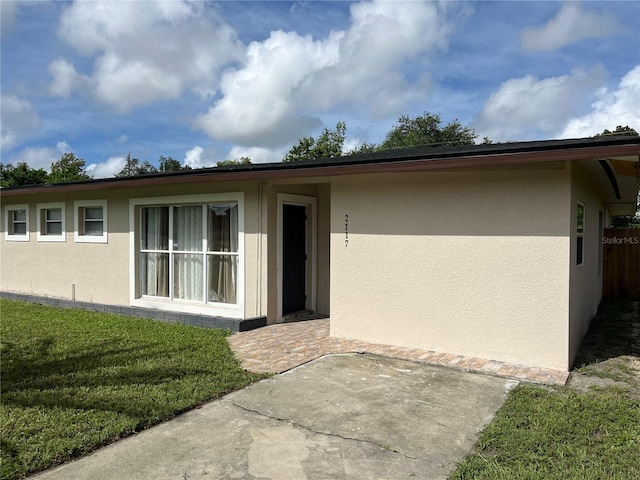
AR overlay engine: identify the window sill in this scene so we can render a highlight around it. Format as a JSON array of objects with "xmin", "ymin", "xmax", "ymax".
[
  {"xmin": 74, "ymin": 234, "xmax": 108, "ymax": 244},
  {"xmin": 132, "ymin": 296, "xmax": 244, "ymax": 319},
  {"xmin": 37, "ymin": 235, "xmax": 66, "ymax": 242},
  {"xmin": 4, "ymin": 234, "xmax": 29, "ymax": 242}
]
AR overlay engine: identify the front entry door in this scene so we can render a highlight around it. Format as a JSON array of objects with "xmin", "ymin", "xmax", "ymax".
[{"xmin": 282, "ymin": 204, "xmax": 307, "ymax": 315}]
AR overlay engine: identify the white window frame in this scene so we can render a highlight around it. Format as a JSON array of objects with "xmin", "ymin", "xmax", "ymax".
[
  {"xmin": 129, "ymin": 193, "xmax": 245, "ymax": 318},
  {"xmin": 4, "ymin": 204, "xmax": 30, "ymax": 242},
  {"xmin": 74, "ymin": 199, "xmax": 108, "ymax": 244},
  {"xmin": 37, "ymin": 202, "xmax": 66, "ymax": 242}
]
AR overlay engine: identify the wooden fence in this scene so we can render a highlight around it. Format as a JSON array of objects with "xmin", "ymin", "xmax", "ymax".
[{"xmin": 603, "ymin": 228, "xmax": 640, "ymax": 300}]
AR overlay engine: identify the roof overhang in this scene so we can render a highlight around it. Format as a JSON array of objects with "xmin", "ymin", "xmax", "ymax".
[
  {"xmin": 599, "ymin": 156, "xmax": 639, "ymax": 216},
  {"xmin": 2, "ymin": 137, "xmax": 639, "ymax": 206}
]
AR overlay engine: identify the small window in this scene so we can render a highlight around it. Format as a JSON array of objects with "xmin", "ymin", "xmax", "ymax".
[
  {"xmin": 37, "ymin": 202, "xmax": 66, "ymax": 242},
  {"xmin": 4, "ymin": 204, "xmax": 29, "ymax": 241},
  {"xmin": 74, "ymin": 200, "xmax": 108, "ymax": 243},
  {"xmin": 598, "ymin": 210, "xmax": 604, "ymax": 275},
  {"xmin": 576, "ymin": 202, "xmax": 585, "ymax": 266}
]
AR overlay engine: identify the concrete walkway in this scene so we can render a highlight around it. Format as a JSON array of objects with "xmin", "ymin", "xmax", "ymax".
[
  {"xmin": 228, "ymin": 319, "xmax": 570, "ymax": 385},
  {"xmin": 30, "ymin": 354, "xmax": 517, "ymax": 480}
]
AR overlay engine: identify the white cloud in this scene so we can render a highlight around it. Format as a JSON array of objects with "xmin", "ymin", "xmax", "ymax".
[
  {"xmin": 474, "ymin": 67, "xmax": 606, "ymax": 141},
  {"xmin": 52, "ymin": 0, "xmax": 243, "ymax": 112},
  {"xmin": 195, "ymin": 0, "xmax": 453, "ymax": 147},
  {"xmin": 184, "ymin": 146, "xmax": 216, "ymax": 168},
  {"xmin": 226, "ymin": 145, "xmax": 287, "ymax": 164},
  {"xmin": 521, "ymin": 4, "xmax": 620, "ymax": 52},
  {"xmin": 9, "ymin": 141, "xmax": 70, "ymax": 170},
  {"xmin": 0, "ymin": 95, "xmax": 41, "ymax": 151},
  {"xmin": 48, "ymin": 58, "xmax": 87, "ymax": 97},
  {"xmin": 560, "ymin": 65, "xmax": 640, "ymax": 138},
  {"xmin": 86, "ymin": 155, "xmax": 126, "ymax": 179}
]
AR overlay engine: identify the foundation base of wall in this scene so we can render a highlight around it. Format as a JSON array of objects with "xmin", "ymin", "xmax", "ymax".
[{"xmin": 0, "ymin": 291, "xmax": 266, "ymax": 333}]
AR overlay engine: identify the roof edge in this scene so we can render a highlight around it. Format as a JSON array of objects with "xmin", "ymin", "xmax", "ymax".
[{"xmin": 2, "ymin": 136, "xmax": 639, "ymax": 197}]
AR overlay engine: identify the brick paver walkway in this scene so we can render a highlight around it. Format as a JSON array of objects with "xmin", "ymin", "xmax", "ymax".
[{"xmin": 228, "ymin": 319, "xmax": 569, "ymax": 386}]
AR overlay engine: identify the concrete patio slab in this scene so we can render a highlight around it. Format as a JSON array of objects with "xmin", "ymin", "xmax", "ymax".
[{"xmin": 30, "ymin": 354, "xmax": 517, "ymax": 480}]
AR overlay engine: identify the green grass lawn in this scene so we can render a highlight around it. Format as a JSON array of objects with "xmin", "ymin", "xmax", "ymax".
[
  {"xmin": 450, "ymin": 385, "xmax": 640, "ymax": 480},
  {"xmin": 451, "ymin": 300, "xmax": 640, "ymax": 480},
  {"xmin": 0, "ymin": 299, "xmax": 264, "ymax": 480}
]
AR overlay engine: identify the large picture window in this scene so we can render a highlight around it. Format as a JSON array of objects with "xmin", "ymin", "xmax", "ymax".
[{"xmin": 139, "ymin": 202, "xmax": 239, "ymax": 306}]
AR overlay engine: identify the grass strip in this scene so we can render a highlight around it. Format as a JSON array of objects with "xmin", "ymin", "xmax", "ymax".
[
  {"xmin": 0, "ymin": 299, "xmax": 264, "ymax": 480},
  {"xmin": 451, "ymin": 384, "xmax": 640, "ymax": 480}
]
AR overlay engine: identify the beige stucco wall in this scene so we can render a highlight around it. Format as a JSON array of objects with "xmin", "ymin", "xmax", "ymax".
[
  {"xmin": 568, "ymin": 162, "xmax": 607, "ymax": 366},
  {"xmin": 329, "ymin": 164, "xmax": 573, "ymax": 370},
  {"xmin": 1, "ymin": 180, "xmax": 266, "ymax": 319},
  {"xmin": 1, "ymin": 191, "xmax": 130, "ymax": 305}
]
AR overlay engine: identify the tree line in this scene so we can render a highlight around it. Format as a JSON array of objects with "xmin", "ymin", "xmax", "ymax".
[
  {"xmin": 0, "ymin": 151, "xmax": 254, "ymax": 188},
  {"xmin": 2, "ymin": 111, "xmax": 637, "ymax": 188}
]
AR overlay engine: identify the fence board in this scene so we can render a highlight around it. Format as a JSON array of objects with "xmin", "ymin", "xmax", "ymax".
[{"xmin": 603, "ymin": 228, "xmax": 640, "ymax": 300}]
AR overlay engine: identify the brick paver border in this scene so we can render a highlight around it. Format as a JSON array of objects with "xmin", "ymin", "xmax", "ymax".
[{"xmin": 228, "ymin": 319, "xmax": 569, "ymax": 386}]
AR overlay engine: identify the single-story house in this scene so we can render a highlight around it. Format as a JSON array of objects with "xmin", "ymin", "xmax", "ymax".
[{"xmin": 2, "ymin": 136, "xmax": 639, "ymax": 371}]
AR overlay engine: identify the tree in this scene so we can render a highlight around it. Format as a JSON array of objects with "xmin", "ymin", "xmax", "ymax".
[
  {"xmin": 596, "ymin": 127, "xmax": 639, "ymax": 228},
  {"xmin": 596, "ymin": 125, "xmax": 639, "ymax": 138},
  {"xmin": 0, "ymin": 162, "xmax": 49, "ymax": 187},
  {"xmin": 345, "ymin": 142, "xmax": 378, "ymax": 156},
  {"xmin": 380, "ymin": 112, "xmax": 477, "ymax": 150},
  {"xmin": 216, "ymin": 157, "xmax": 252, "ymax": 167},
  {"xmin": 116, "ymin": 153, "xmax": 157, "ymax": 177},
  {"xmin": 284, "ymin": 122, "xmax": 347, "ymax": 162},
  {"xmin": 159, "ymin": 156, "xmax": 191, "ymax": 172},
  {"xmin": 49, "ymin": 152, "xmax": 91, "ymax": 183}
]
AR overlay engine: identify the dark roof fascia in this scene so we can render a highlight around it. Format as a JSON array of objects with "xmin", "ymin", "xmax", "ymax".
[{"xmin": 2, "ymin": 136, "xmax": 639, "ymax": 197}]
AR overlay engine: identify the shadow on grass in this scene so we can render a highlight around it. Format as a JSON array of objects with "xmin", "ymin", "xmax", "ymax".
[
  {"xmin": 0, "ymin": 300, "xmax": 263, "ymax": 480},
  {"xmin": 572, "ymin": 300, "xmax": 640, "ymax": 369},
  {"xmin": 1, "ymin": 335, "xmax": 234, "ymax": 421}
]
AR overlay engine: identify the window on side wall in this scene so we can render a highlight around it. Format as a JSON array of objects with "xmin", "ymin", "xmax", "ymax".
[
  {"xmin": 74, "ymin": 200, "xmax": 108, "ymax": 243},
  {"xmin": 37, "ymin": 202, "xmax": 66, "ymax": 242},
  {"xmin": 598, "ymin": 210, "xmax": 604, "ymax": 275},
  {"xmin": 576, "ymin": 202, "xmax": 585, "ymax": 266},
  {"xmin": 4, "ymin": 204, "xmax": 29, "ymax": 242}
]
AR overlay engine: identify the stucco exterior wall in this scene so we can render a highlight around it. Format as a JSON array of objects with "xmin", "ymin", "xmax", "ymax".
[
  {"xmin": 1, "ymin": 180, "xmax": 265, "ymax": 319},
  {"xmin": 1, "ymin": 191, "xmax": 130, "ymax": 305},
  {"xmin": 568, "ymin": 162, "xmax": 606, "ymax": 366},
  {"xmin": 329, "ymin": 164, "xmax": 572, "ymax": 370}
]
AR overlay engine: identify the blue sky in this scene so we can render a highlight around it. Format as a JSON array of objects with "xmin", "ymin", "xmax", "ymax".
[{"xmin": 1, "ymin": 0, "xmax": 639, "ymax": 177}]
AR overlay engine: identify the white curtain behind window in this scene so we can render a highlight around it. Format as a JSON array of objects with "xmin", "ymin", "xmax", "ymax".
[
  {"xmin": 208, "ymin": 204, "xmax": 238, "ymax": 304},
  {"xmin": 141, "ymin": 207, "xmax": 168, "ymax": 297},
  {"xmin": 173, "ymin": 205, "xmax": 203, "ymax": 301}
]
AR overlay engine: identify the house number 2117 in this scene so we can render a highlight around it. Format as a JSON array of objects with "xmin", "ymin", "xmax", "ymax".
[{"xmin": 345, "ymin": 214, "xmax": 349, "ymax": 247}]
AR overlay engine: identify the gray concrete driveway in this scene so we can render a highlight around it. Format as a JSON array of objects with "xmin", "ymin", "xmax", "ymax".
[{"xmin": 31, "ymin": 354, "xmax": 516, "ymax": 480}]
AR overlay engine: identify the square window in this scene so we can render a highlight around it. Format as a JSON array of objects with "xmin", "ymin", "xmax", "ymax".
[
  {"xmin": 4, "ymin": 204, "xmax": 29, "ymax": 241},
  {"xmin": 37, "ymin": 202, "xmax": 66, "ymax": 242},
  {"xmin": 74, "ymin": 200, "xmax": 108, "ymax": 243}
]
